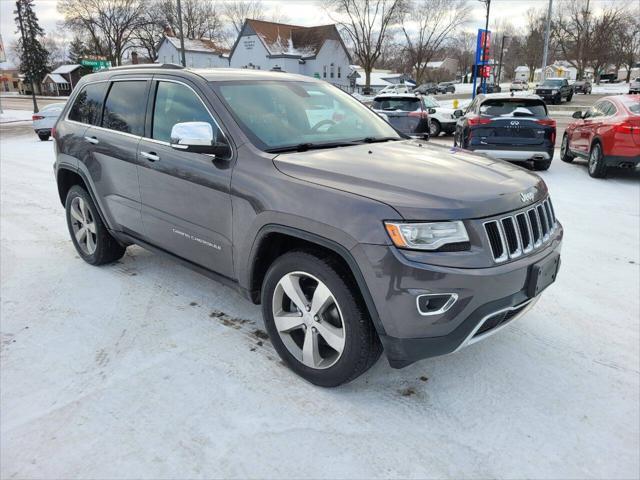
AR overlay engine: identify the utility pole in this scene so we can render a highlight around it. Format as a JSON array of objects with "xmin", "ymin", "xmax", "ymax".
[
  {"xmin": 176, "ymin": 0, "xmax": 187, "ymax": 67},
  {"xmin": 15, "ymin": 0, "xmax": 38, "ymax": 113},
  {"xmin": 481, "ymin": 0, "xmax": 491, "ymax": 94},
  {"xmin": 541, "ymin": 0, "xmax": 553, "ymax": 78},
  {"xmin": 497, "ymin": 35, "xmax": 507, "ymax": 86}
]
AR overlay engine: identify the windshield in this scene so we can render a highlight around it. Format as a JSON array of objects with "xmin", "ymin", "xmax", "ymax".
[
  {"xmin": 480, "ymin": 99, "xmax": 547, "ymax": 117},
  {"xmin": 541, "ymin": 79, "xmax": 564, "ymax": 87},
  {"xmin": 422, "ymin": 97, "xmax": 439, "ymax": 108},
  {"xmin": 372, "ymin": 97, "xmax": 421, "ymax": 111},
  {"xmin": 213, "ymin": 80, "xmax": 401, "ymax": 151}
]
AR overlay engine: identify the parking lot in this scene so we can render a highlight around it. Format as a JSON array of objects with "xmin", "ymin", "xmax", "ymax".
[{"xmin": 1, "ymin": 102, "xmax": 639, "ymax": 479}]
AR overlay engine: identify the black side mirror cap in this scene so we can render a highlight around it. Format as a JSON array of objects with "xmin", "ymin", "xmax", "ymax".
[
  {"xmin": 572, "ymin": 111, "xmax": 583, "ymax": 119},
  {"xmin": 453, "ymin": 109, "xmax": 463, "ymax": 118}
]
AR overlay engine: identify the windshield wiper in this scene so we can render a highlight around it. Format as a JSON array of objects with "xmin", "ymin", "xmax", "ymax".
[{"xmin": 265, "ymin": 141, "xmax": 359, "ymax": 153}]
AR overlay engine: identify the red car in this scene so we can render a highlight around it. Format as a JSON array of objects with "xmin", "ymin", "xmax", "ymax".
[{"xmin": 561, "ymin": 95, "xmax": 640, "ymax": 178}]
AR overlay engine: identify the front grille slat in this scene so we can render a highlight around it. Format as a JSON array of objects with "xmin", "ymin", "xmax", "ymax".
[{"xmin": 484, "ymin": 197, "xmax": 558, "ymax": 263}]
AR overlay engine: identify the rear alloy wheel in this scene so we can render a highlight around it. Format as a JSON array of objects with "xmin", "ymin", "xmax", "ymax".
[
  {"xmin": 65, "ymin": 185, "xmax": 126, "ymax": 265},
  {"xmin": 588, "ymin": 142, "xmax": 607, "ymax": 178},
  {"xmin": 262, "ymin": 251, "xmax": 381, "ymax": 387},
  {"xmin": 429, "ymin": 119, "xmax": 441, "ymax": 137},
  {"xmin": 560, "ymin": 134, "xmax": 575, "ymax": 163}
]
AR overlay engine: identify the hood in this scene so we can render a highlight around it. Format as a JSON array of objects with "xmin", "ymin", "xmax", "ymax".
[{"xmin": 273, "ymin": 140, "xmax": 547, "ymax": 220}]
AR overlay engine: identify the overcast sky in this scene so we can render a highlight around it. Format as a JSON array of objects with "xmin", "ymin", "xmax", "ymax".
[{"xmin": 0, "ymin": 0, "xmax": 625, "ymax": 64}]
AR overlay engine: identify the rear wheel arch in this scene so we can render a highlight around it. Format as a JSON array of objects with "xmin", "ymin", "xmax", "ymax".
[
  {"xmin": 247, "ymin": 225, "xmax": 386, "ymax": 336},
  {"xmin": 56, "ymin": 167, "xmax": 112, "ymax": 231}
]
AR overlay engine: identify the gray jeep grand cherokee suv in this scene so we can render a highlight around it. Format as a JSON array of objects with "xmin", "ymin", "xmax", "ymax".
[{"xmin": 53, "ymin": 65, "xmax": 562, "ymax": 387}]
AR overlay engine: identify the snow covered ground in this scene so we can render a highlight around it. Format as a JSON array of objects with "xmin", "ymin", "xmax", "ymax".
[
  {"xmin": 1, "ymin": 128, "xmax": 639, "ymax": 479},
  {"xmin": 0, "ymin": 109, "xmax": 33, "ymax": 124}
]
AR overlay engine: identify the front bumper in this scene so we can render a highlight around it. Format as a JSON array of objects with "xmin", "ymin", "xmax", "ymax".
[{"xmin": 351, "ymin": 224, "xmax": 562, "ymax": 368}]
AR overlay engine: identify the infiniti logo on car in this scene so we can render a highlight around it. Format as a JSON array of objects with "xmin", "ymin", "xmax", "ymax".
[
  {"xmin": 520, "ymin": 191, "xmax": 535, "ymax": 203},
  {"xmin": 510, "ymin": 120, "xmax": 520, "ymax": 126}
]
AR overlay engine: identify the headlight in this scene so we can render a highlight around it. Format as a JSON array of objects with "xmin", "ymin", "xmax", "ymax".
[{"xmin": 384, "ymin": 221, "xmax": 469, "ymax": 251}]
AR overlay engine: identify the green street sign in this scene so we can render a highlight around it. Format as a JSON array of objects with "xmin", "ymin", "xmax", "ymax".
[{"xmin": 81, "ymin": 58, "xmax": 111, "ymax": 70}]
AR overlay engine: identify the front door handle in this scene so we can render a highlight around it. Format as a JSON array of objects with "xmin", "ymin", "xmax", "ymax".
[
  {"xmin": 84, "ymin": 136, "xmax": 99, "ymax": 144},
  {"xmin": 141, "ymin": 151, "xmax": 160, "ymax": 162}
]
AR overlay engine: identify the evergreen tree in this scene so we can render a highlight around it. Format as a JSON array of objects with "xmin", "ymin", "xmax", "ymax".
[
  {"xmin": 68, "ymin": 36, "xmax": 87, "ymax": 64},
  {"xmin": 15, "ymin": 0, "xmax": 49, "ymax": 98}
]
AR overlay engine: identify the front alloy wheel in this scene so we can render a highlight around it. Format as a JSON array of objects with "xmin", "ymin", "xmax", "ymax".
[{"xmin": 272, "ymin": 272, "xmax": 345, "ymax": 369}]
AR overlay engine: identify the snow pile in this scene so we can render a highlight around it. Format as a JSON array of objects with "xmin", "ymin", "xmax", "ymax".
[
  {"xmin": 0, "ymin": 109, "xmax": 33, "ymax": 123},
  {"xmin": 591, "ymin": 82, "xmax": 634, "ymax": 95}
]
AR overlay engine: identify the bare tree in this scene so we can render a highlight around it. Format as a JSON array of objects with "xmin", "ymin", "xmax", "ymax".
[
  {"xmin": 611, "ymin": 15, "xmax": 640, "ymax": 83},
  {"xmin": 401, "ymin": 0, "xmax": 469, "ymax": 84},
  {"xmin": 519, "ymin": 9, "xmax": 547, "ymax": 82},
  {"xmin": 326, "ymin": 0, "xmax": 408, "ymax": 91},
  {"xmin": 223, "ymin": 0, "xmax": 267, "ymax": 35},
  {"xmin": 58, "ymin": 0, "xmax": 149, "ymax": 66},
  {"xmin": 553, "ymin": 0, "xmax": 623, "ymax": 81},
  {"xmin": 155, "ymin": 0, "xmax": 226, "ymax": 41},
  {"xmin": 451, "ymin": 30, "xmax": 475, "ymax": 82}
]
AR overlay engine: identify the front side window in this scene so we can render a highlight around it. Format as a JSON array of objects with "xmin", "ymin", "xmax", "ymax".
[
  {"xmin": 102, "ymin": 81, "xmax": 147, "ymax": 136},
  {"xmin": 585, "ymin": 102, "xmax": 605, "ymax": 119},
  {"xmin": 213, "ymin": 80, "xmax": 401, "ymax": 151},
  {"xmin": 68, "ymin": 82, "xmax": 107, "ymax": 125},
  {"xmin": 152, "ymin": 81, "xmax": 222, "ymax": 144}
]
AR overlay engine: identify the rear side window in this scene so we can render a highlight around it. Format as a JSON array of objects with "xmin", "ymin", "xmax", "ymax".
[
  {"xmin": 372, "ymin": 97, "xmax": 421, "ymax": 111},
  {"xmin": 152, "ymin": 81, "xmax": 221, "ymax": 143},
  {"xmin": 68, "ymin": 83, "xmax": 107, "ymax": 125},
  {"xmin": 102, "ymin": 81, "xmax": 147, "ymax": 136},
  {"xmin": 480, "ymin": 99, "xmax": 547, "ymax": 117}
]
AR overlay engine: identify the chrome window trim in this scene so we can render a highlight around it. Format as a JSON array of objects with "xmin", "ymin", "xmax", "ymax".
[
  {"xmin": 454, "ymin": 296, "xmax": 540, "ymax": 353},
  {"xmin": 63, "ymin": 76, "xmax": 234, "ymax": 159},
  {"xmin": 416, "ymin": 293, "xmax": 458, "ymax": 316}
]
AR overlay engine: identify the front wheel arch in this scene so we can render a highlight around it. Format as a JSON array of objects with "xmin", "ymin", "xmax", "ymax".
[{"xmin": 247, "ymin": 225, "xmax": 387, "ymax": 336}]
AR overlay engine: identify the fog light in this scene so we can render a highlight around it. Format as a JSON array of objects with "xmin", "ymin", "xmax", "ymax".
[{"xmin": 417, "ymin": 293, "xmax": 458, "ymax": 316}]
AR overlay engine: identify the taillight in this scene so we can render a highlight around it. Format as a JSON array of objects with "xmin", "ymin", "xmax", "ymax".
[
  {"xmin": 32, "ymin": 115, "xmax": 44, "ymax": 121},
  {"xmin": 613, "ymin": 122, "xmax": 636, "ymax": 134},
  {"xmin": 408, "ymin": 110, "xmax": 429, "ymax": 119},
  {"xmin": 536, "ymin": 119, "xmax": 556, "ymax": 127},
  {"xmin": 51, "ymin": 126, "xmax": 57, "ymax": 139},
  {"xmin": 468, "ymin": 116, "xmax": 492, "ymax": 126}
]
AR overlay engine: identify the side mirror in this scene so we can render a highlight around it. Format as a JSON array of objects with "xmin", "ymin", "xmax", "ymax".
[
  {"xmin": 428, "ymin": 108, "xmax": 437, "ymax": 115},
  {"xmin": 170, "ymin": 121, "xmax": 231, "ymax": 158},
  {"xmin": 453, "ymin": 109, "xmax": 463, "ymax": 118},
  {"xmin": 572, "ymin": 111, "xmax": 583, "ymax": 119}
]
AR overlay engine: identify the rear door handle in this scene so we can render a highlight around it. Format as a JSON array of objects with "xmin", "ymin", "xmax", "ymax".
[
  {"xmin": 141, "ymin": 151, "xmax": 160, "ymax": 162},
  {"xmin": 84, "ymin": 136, "xmax": 99, "ymax": 144}
]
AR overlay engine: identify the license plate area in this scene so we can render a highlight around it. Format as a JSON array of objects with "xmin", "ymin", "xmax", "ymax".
[{"xmin": 527, "ymin": 253, "xmax": 560, "ymax": 297}]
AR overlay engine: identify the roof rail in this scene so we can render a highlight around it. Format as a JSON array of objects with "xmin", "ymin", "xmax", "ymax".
[{"xmin": 107, "ymin": 63, "xmax": 185, "ymax": 71}]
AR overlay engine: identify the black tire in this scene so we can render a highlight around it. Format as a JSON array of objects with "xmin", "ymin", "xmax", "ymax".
[
  {"xmin": 567, "ymin": 93, "xmax": 573, "ymax": 102},
  {"xmin": 588, "ymin": 142, "xmax": 607, "ymax": 178},
  {"xmin": 429, "ymin": 119, "xmax": 441, "ymax": 137},
  {"xmin": 533, "ymin": 159, "xmax": 552, "ymax": 171},
  {"xmin": 261, "ymin": 250, "xmax": 382, "ymax": 387},
  {"xmin": 554, "ymin": 95, "xmax": 562, "ymax": 105},
  {"xmin": 65, "ymin": 185, "xmax": 126, "ymax": 265},
  {"xmin": 560, "ymin": 134, "xmax": 575, "ymax": 163},
  {"xmin": 37, "ymin": 132, "xmax": 50, "ymax": 141}
]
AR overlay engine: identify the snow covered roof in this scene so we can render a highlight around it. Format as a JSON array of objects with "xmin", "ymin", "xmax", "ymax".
[
  {"xmin": 240, "ymin": 19, "xmax": 347, "ymax": 59},
  {"xmin": 426, "ymin": 61, "xmax": 444, "ymax": 69},
  {"xmin": 515, "ymin": 66, "xmax": 530, "ymax": 72},
  {"xmin": 51, "ymin": 64, "xmax": 82, "ymax": 74},
  {"xmin": 164, "ymin": 36, "xmax": 228, "ymax": 55},
  {"xmin": 351, "ymin": 68, "xmax": 413, "ymax": 87},
  {"xmin": 45, "ymin": 73, "xmax": 69, "ymax": 84}
]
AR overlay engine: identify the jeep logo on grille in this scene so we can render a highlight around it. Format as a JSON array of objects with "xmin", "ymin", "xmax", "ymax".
[{"xmin": 520, "ymin": 191, "xmax": 535, "ymax": 203}]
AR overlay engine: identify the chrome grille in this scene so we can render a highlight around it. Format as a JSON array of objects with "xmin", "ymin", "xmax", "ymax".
[{"xmin": 483, "ymin": 198, "xmax": 558, "ymax": 263}]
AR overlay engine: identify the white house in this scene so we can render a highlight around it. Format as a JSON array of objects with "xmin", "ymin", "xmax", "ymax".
[
  {"xmin": 228, "ymin": 19, "xmax": 351, "ymax": 89},
  {"xmin": 533, "ymin": 62, "xmax": 578, "ymax": 82},
  {"xmin": 349, "ymin": 67, "xmax": 415, "ymax": 94},
  {"xmin": 156, "ymin": 35, "xmax": 229, "ymax": 68}
]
